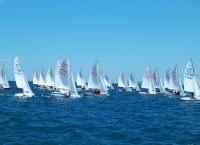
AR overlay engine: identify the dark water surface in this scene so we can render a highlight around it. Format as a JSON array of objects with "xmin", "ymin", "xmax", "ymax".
[{"xmin": 0, "ymin": 82, "xmax": 200, "ymax": 145}]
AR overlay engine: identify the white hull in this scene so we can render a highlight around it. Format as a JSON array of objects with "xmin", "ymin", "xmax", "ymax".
[{"xmin": 15, "ymin": 93, "xmax": 34, "ymax": 97}]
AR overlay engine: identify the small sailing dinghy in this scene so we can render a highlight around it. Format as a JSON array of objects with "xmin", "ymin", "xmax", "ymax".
[
  {"xmin": 118, "ymin": 71, "xmax": 130, "ymax": 92},
  {"xmin": 85, "ymin": 61, "xmax": 109, "ymax": 96},
  {"xmin": 164, "ymin": 68, "xmax": 171, "ymax": 91},
  {"xmin": 38, "ymin": 69, "xmax": 46, "ymax": 88},
  {"xmin": 168, "ymin": 65, "xmax": 184, "ymax": 96},
  {"xmin": 76, "ymin": 69, "xmax": 87, "ymax": 90},
  {"xmin": 0, "ymin": 65, "xmax": 10, "ymax": 89},
  {"xmin": 153, "ymin": 68, "xmax": 166, "ymax": 94},
  {"xmin": 140, "ymin": 65, "xmax": 156, "ymax": 95},
  {"xmin": 46, "ymin": 68, "xmax": 55, "ymax": 89},
  {"xmin": 128, "ymin": 72, "xmax": 140, "ymax": 92},
  {"xmin": 14, "ymin": 56, "xmax": 35, "ymax": 97},
  {"xmin": 52, "ymin": 57, "xmax": 80, "ymax": 98},
  {"xmin": 33, "ymin": 71, "xmax": 39, "ymax": 87},
  {"xmin": 103, "ymin": 75, "xmax": 114, "ymax": 90},
  {"xmin": 181, "ymin": 59, "xmax": 200, "ymax": 100}
]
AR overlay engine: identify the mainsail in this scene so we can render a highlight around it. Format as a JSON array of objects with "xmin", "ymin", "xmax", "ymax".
[
  {"xmin": 77, "ymin": 69, "xmax": 86, "ymax": 88},
  {"xmin": 33, "ymin": 71, "xmax": 39, "ymax": 85},
  {"xmin": 184, "ymin": 60, "xmax": 195, "ymax": 93},
  {"xmin": 184, "ymin": 59, "xmax": 200, "ymax": 99},
  {"xmin": 142, "ymin": 65, "xmax": 156, "ymax": 94},
  {"xmin": 14, "ymin": 56, "xmax": 34, "ymax": 96},
  {"xmin": 104, "ymin": 75, "xmax": 113, "ymax": 89},
  {"xmin": 46, "ymin": 68, "xmax": 55, "ymax": 88},
  {"xmin": 1, "ymin": 65, "xmax": 10, "ymax": 88},
  {"xmin": 118, "ymin": 71, "xmax": 129, "ymax": 91},
  {"xmin": 169, "ymin": 65, "xmax": 184, "ymax": 93},
  {"xmin": 128, "ymin": 72, "xmax": 140, "ymax": 91},
  {"xmin": 164, "ymin": 68, "xmax": 171, "ymax": 89},
  {"xmin": 153, "ymin": 68, "xmax": 165, "ymax": 92},
  {"xmin": 88, "ymin": 61, "xmax": 109, "ymax": 95},
  {"xmin": 56, "ymin": 56, "xmax": 80, "ymax": 97}
]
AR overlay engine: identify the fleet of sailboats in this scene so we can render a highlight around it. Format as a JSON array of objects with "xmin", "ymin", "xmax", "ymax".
[{"xmin": 0, "ymin": 56, "xmax": 199, "ymax": 100}]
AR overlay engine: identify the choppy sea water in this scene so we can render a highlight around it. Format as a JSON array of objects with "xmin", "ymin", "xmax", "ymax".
[{"xmin": 0, "ymin": 82, "xmax": 200, "ymax": 145}]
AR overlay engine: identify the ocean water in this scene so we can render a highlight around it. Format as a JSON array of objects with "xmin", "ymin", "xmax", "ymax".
[{"xmin": 0, "ymin": 82, "xmax": 200, "ymax": 145}]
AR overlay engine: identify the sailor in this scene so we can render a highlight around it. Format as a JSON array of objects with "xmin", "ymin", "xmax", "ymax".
[{"xmin": 95, "ymin": 88, "xmax": 100, "ymax": 94}]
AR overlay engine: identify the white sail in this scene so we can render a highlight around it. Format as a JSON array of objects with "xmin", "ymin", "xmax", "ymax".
[
  {"xmin": 33, "ymin": 72, "xmax": 37, "ymax": 85},
  {"xmin": 169, "ymin": 65, "xmax": 184, "ymax": 93},
  {"xmin": 70, "ymin": 73, "xmax": 80, "ymax": 98},
  {"xmin": 56, "ymin": 56, "xmax": 80, "ymax": 97},
  {"xmin": 88, "ymin": 62, "xmax": 101, "ymax": 89},
  {"xmin": 14, "ymin": 56, "xmax": 34, "ymax": 97},
  {"xmin": 118, "ymin": 71, "xmax": 129, "ymax": 91},
  {"xmin": 184, "ymin": 59, "xmax": 195, "ymax": 93},
  {"xmin": 46, "ymin": 68, "xmax": 55, "ymax": 88},
  {"xmin": 164, "ymin": 68, "xmax": 171, "ymax": 89},
  {"xmin": 33, "ymin": 71, "xmax": 39, "ymax": 85},
  {"xmin": 183, "ymin": 60, "xmax": 200, "ymax": 99},
  {"xmin": 88, "ymin": 62, "xmax": 109, "ymax": 95},
  {"xmin": 129, "ymin": 72, "xmax": 140, "ymax": 91},
  {"xmin": 54, "ymin": 60, "xmax": 63, "ymax": 89},
  {"xmin": 149, "ymin": 72, "xmax": 156, "ymax": 94},
  {"xmin": 0, "ymin": 66, "xmax": 4, "ymax": 87},
  {"xmin": 77, "ymin": 69, "xmax": 86, "ymax": 88},
  {"xmin": 153, "ymin": 68, "xmax": 165, "ymax": 92},
  {"xmin": 1, "ymin": 65, "xmax": 10, "ymax": 88},
  {"xmin": 142, "ymin": 66, "xmax": 156, "ymax": 94},
  {"xmin": 58, "ymin": 59, "xmax": 71, "ymax": 90},
  {"xmin": 104, "ymin": 75, "xmax": 113, "ymax": 89},
  {"xmin": 100, "ymin": 73, "xmax": 108, "ymax": 94},
  {"xmin": 142, "ymin": 66, "xmax": 151, "ymax": 89},
  {"xmin": 153, "ymin": 69, "xmax": 160, "ymax": 89},
  {"xmin": 194, "ymin": 75, "xmax": 200, "ymax": 100}
]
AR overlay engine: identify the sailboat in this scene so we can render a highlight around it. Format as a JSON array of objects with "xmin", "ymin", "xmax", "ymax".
[
  {"xmin": 141, "ymin": 65, "xmax": 156, "ymax": 95},
  {"xmin": 128, "ymin": 72, "xmax": 140, "ymax": 91},
  {"xmin": 103, "ymin": 75, "xmax": 114, "ymax": 90},
  {"xmin": 76, "ymin": 69, "xmax": 87, "ymax": 90},
  {"xmin": 153, "ymin": 68, "xmax": 165, "ymax": 93},
  {"xmin": 86, "ymin": 61, "xmax": 109, "ymax": 96},
  {"xmin": 164, "ymin": 68, "xmax": 171, "ymax": 90},
  {"xmin": 39, "ymin": 69, "xmax": 46, "ymax": 88},
  {"xmin": 181, "ymin": 59, "xmax": 200, "ymax": 100},
  {"xmin": 52, "ymin": 57, "xmax": 80, "ymax": 98},
  {"xmin": 0, "ymin": 65, "xmax": 10, "ymax": 89},
  {"xmin": 168, "ymin": 65, "xmax": 184, "ymax": 96},
  {"xmin": 14, "ymin": 56, "xmax": 35, "ymax": 97},
  {"xmin": 46, "ymin": 68, "xmax": 55, "ymax": 89},
  {"xmin": 118, "ymin": 71, "xmax": 130, "ymax": 92},
  {"xmin": 33, "ymin": 71, "xmax": 39, "ymax": 86}
]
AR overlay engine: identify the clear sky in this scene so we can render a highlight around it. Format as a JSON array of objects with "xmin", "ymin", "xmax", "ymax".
[{"xmin": 0, "ymin": 0, "xmax": 200, "ymax": 82}]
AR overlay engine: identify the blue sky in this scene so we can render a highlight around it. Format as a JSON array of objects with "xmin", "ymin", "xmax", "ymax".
[{"xmin": 0, "ymin": 0, "xmax": 200, "ymax": 82}]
